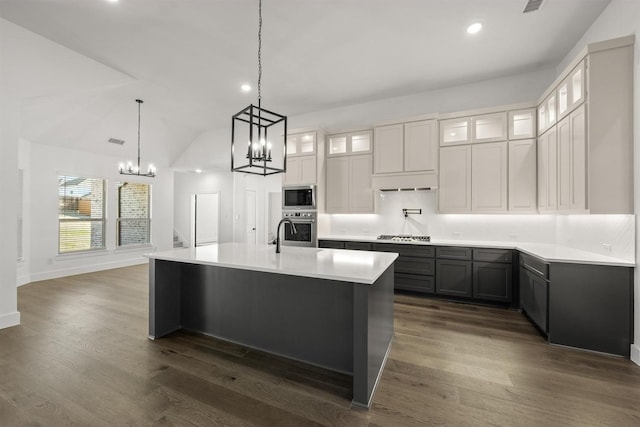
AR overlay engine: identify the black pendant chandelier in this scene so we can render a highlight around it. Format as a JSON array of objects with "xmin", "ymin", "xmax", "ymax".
[
  {"xmin": 231, "ymin": 0, "xmax": 287, "ymax": 176},
  {"xmin": 119, "ymin": 99, "xmax": 156, "ymax": 177}
]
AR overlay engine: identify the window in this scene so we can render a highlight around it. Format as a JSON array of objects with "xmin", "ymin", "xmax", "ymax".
[
  {"xmin": 58, "ymin": 175, "xmax": 106, "ymax": 254},
  {"xmin": 117, "ymin": 182, "xmax": 151, "ymax": 247},
  {"xmin": 17, "ymin": 169, "xmax": 23, "ymax": 261}
]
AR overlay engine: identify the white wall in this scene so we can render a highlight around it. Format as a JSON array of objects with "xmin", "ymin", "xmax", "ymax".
[
  {"xmin": 232, "ymin": 173, "xmax": 283, "ymax": 244},
  {"xmin": 20, "ymin": 140, "xmax": 173, "ymax": 283},
  {"xmin": 551, "ymin": 0, "xmax": 640, "ymax": 365},
  {"xmin": 173, "ymin": 171, "xmax": 234, "ymax": 247}
]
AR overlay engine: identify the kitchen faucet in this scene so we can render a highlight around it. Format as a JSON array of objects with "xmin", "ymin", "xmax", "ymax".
[{"xmin": 276, "ymin": 218, "xmax": 297, "ymax": 254}]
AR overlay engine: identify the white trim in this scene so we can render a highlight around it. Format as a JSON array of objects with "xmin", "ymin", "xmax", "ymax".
[
  {"xmin": 28, "ymin": 257, "xmax": 148, "ymax": 284},
  {"xmin": 0, "ymin": 311, "xmax": 20, "ymax": 330},
  {"xmin": 17, "ymin": 274, "xmax": 31, "ymax": 287},
  {"xmin": 631, "ymin": 344, "xmax": 640, "ymax": 366}
]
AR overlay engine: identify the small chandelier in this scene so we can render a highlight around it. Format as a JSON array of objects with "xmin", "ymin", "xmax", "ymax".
[
  {"xmin": 231, "ymin": 0, "xmax": 287, "ymax": 176},
  {"xmin": 119, "ymin": 99, "xmax": 156, "ymax": 177}
]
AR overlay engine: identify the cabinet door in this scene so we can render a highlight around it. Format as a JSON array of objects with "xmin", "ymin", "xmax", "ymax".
[
  {"xmin": 440, "ymin": 117, "xmax": 471, "ymax": 146},
  {"xmin": 405, "ymin": 119, "xmax": 437, "ymax": 172},
  {"xmin": 537, "ymin": 128, "xmax": 557, "ymax": 211},
  {"xmin": 435, "ymin": 259, "xmax": 472, "ymax": 298},
  {"xmin": 298, "ymin": 155, "xmax": 317, "ymax": 185},
  {"xmin": 472, "ymin": 112, "xmax": 507, "ymax": 143},
  {"xmin": 531, "ymin": 274, "xmax": 548, "ymax": 333},
  {"xmin": 326, "ymin": 157, "xmax": 349, "ymax": 213},
  {"xmin": 350, "ymin": 131, "xmax": 372, "ymax": 154},
  {"xmin": 569, "ymin": 60, "xmax": 585, "ymax": 111},
  {"xmin": 283, "ymin": 157, "xmax": 300, "ymax": 186},
  {"xmin": 287, "ymin": 134, "xmax": 300, "ymax": 156},
  {"xmin": 349, "ymin": 154, "xmax": 373, "ymax": 213},
  {"xmin": 557, "ymin": 79, "xmax": 570, "ymax": 120},
  {"xmin": 473, "ymin": 262, "xmax": 513, "ymax": 302},
  {"xmin": 374, "ymin": 124, "xmax": 404, "ymax": 174},
  {"xmin": 570, "ymin": 105, "xmax": 586, "ymax": 210},
  {"xmin": 520, "ymin": 267, "xmax": 533, "ymax": 313},
  {"xmin": 508, "ymin": 139, "xmax": 537, "ymax": 211},
  {"xmin": 298, "ymin": 132, "xmax": 316, "ymax": 155},
  {"xmin": 328, "ymin": 134, "xmax": 348, "ymax": 156},
  {"xmin": 557, "ymin": 117, "xmax": 572, "ymax": 211},
  {"xmin": 509, "ymin": 108, "xmax": 536, "ymax": 140},
  {"xmin": 471, "ymin": 142, "xmax": 508, "ymax": 212},
  {"xmin": 439, "ymin": 145, "xmax": 471, "ymax": 213}
]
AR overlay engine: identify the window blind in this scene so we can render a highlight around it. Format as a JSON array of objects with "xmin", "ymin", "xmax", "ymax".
[{"xmin": 58, "ymin": 175, "xmax": 105, "ymax": 253}]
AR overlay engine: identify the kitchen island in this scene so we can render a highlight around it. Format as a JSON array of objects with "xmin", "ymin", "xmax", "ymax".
[{"xmin": 146, "ymin": 243, "xmax": 398, "ymax": 408}]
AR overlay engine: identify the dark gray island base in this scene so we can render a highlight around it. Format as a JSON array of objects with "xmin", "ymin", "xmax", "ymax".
[{"xmin": 148, "ymin": 258, "xmax": 395, "ymax": 408}]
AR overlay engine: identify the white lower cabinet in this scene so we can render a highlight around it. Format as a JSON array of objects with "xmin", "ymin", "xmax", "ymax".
[
  {"xmin": 326, "ymin": 154, "xmax": 373, "ymax": 213},
  {"xmin": 438, "ymin": 145, "xmax": 471, "ymax": 213},
  {"xmin": 283, "ymin": 155, "xmax": 317, "ymax": 185},
  {"xmin": 471, "ymin": 142, "xmax": 508, "ymax": 212},
  {"xmin": 537, "ymin": 127, "xmax": 558, "ymax": 211},
  {"xmin": 508, "ymin": 139, "xmax": 537, "ymax": 212}
]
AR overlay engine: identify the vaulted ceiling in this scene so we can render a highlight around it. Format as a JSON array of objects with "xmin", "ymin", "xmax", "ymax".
[{"xmin": 0, "ymin": 0, "xmax": 610, "ymax": 167}]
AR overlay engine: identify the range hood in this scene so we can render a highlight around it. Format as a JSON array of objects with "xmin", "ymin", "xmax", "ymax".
[{"xmin": 372, "ymin": 172, "xmax": 438, "ymax": 192}]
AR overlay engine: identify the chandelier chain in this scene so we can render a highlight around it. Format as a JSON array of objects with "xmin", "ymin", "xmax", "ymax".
[{"xmin": 257, "ymin": 0, "xmax": 262, "ymax": 103}]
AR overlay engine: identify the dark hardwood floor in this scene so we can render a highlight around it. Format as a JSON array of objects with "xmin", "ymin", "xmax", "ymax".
[{"xmin": 1, "ymin": 264, "xmax": 639, "ymax": 426}]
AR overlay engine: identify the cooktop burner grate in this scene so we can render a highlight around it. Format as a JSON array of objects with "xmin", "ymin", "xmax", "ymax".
[{"xmin": 376, "ymin": 235, "xmax": 430, "ymax": 242}]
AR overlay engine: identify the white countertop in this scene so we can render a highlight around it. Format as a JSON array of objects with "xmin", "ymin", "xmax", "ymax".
[
  {"xmin": 318, "ymin": 235, "xmax": 635, "ymax": 267},
  {"xmin": 146, "ymin": 242, "xmax": 398, "ymax": 285}
]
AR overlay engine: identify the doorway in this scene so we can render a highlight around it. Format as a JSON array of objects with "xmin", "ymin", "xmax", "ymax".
[{"xmin": 192, "ymin": 193, "xmax": 219, "ymax": 247}]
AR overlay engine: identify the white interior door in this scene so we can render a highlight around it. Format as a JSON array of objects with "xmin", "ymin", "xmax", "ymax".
[
  {"xmin": 245, "ymin": 190, "xmax": 257, "ymax": 244},
  {"xmin": 194, "ymin": 193, "xmax": 219, "ymax": 246}
]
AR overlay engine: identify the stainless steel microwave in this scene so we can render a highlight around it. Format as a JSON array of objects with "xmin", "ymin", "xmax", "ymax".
[{"xmin": 282, "ymin": 185, "xmax": 316, "ymax": 210}]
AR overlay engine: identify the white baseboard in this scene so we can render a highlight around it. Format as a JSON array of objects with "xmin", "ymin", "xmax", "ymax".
[
  {"xmin": 17, "ymin": 274, "xmax": 31, "ymax": 287},
  {"xmin": 0, "ymin": 311, "xmax": 20, "ymax": 330},
  {"xmin": 631, "ymin": 344, "xmax": 640, "ymax": 366},
  {"xmin": 27, "ymin": 258, "xmax": 148, "ymax": 284}
]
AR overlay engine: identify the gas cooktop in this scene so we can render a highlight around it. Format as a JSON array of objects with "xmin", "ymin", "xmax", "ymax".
[{"xmin": 376, "ymin": 235, "xmax": 431, "ymax": 242}]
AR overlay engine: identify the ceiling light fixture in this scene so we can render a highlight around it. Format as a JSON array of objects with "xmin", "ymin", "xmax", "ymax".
[
  {"xmin": 119, "ymin": 99, "xmax": 156, "ymax": 177},
  {"xmin": 467, "ymin": 22, "xmax": 483, "ymax": 34},
  {"xmin": 230, "ymin": 0, "xmax": 287, "ymax": 176},
  {"xmin": 240, "ymin": 84, "xmax": 252, "ymax": 92}
]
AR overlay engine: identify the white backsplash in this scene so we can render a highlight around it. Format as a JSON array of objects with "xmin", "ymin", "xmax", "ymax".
[{"xmin": 323, "ymin": 191, "xmax": 635, "ymax": 262}]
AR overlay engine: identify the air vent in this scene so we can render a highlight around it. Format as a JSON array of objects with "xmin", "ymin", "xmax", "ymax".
[
  {"xmin": 523, "ymin": 0, "xmax": 543, "ymax": 13},
  {"xmin": 108, "ymin": 138, "xmax": 125, "ymax": 145}
]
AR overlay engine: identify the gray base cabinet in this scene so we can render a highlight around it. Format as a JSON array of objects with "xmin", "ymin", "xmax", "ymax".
[
  {"xmin": 372, "ymin": 243, "xmax": 435, "ymax": 294},
  {"xmin": 435, "ymin": 259, "xmax": 472, "ymax": 297},
  {"xmin": 473, "ymin": 262, "xmax": 513, "ymax": 302}
]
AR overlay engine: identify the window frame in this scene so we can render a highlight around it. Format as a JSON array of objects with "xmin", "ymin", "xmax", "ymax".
[
  {"xmin": 57, "ymin": 174, "xmax": 107, "ymax": 255},
  {"xmin": 116, "ymin": 181, "xmax": 152, "ymax": 248}
]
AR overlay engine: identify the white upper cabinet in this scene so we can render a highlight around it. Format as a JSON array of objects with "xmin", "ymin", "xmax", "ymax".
[
  {"xmin": 509, "ymin": 108, "xmax": 536, "ymax": 140},
  {"xmin": 287, "ymin": 131, "xmax": 316, "ymax": 157},
  {"xmin": 471, "ymin": 141, "xmax": 508, "ymax": 212},
  {"xmin": 439, "ymin": 145, "xmax": 472, "ymax": 213},
  {"xmin": 538, "ymin": 93, "xmax": 556, "ymax": 134},
  {"xmin": 325, "ymin": 154, "xmax": 373, "ymax": 213},
  {"xmin": 472, "ymin": 112, "xmax": 507, "ymax": 143},
  {"xmin": 404, "ymin": 120, "xmax": 437, "ymax": 172},
  {"xmin": 327, "ymin": 131, "xmax": 372, "ymax": 157},
  {"xmin": 508, "ymin": 139, "xmax": 537, "ymax": 212},
  {"xmin": 558, "ymin": 60, "xmax": 586, "ymax": 120},
  {"xmin": 373, "ymin": 124, "xmax": 403, "ymax": 173},
  {"xmin": 537, "ymin": 127, "xmax": 558, "ymax": 212},
  {"xmin": 374, "ymin": 119, "xmax": 437, "ymax": 174},
  {"xmin": 440, "ymin": 117, "xmax": 471, "ymax": 146}
]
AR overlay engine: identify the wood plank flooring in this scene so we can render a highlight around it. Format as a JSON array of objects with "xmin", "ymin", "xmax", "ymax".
[{"xmin": 1, "ymin": 264, "xmax": 639, "ymax": 426}]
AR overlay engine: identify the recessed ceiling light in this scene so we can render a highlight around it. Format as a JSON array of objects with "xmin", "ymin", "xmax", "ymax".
[
  {"xmin": 195, "ymin": 169, "xmax": 202, "ymax": 173},
  {"xmin": 106, "ymin": 0, "xmax": 119, "ymax": 3},
  {"xmin": 467, "ymin": 22, "xmax": 483, "ymax": 34},
  {"xmin": 240, "ymin": 84, "xmax": 251, "ymax": 92}
]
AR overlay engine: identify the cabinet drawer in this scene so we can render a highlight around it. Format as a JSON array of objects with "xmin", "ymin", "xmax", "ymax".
[
  {"xmin": 473, "ymin": 248, "xmax": 513, "ymax": 263},
  {"xmin": 395, "ymin": 257, "xmax": 435, "ymax": 276},
  {"xmin": 436, "ymin": 246, "xmax": 472, "ymax": 260},
  {"xmin": 395, "ymin": 273, "xmax": 434, "ymax": 294},
  {"xmin": 520, "ymin": 253, "xmax": 549, "ymax": 279},
  {"xmin": 344, "ymin": 242, "xmax": 372, "ymax": 251},
  {"xmin": 372, "ymin": 243, "xmax": 434, "ymax": 258},
  {"xmin": 318, "ymin": 240, "xmax": 345, "ymax": 249}
]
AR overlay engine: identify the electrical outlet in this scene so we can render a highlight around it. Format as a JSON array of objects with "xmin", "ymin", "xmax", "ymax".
[{"xmin": 602, "ymin": 243, "xmax": 612, "ymax": 254}]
